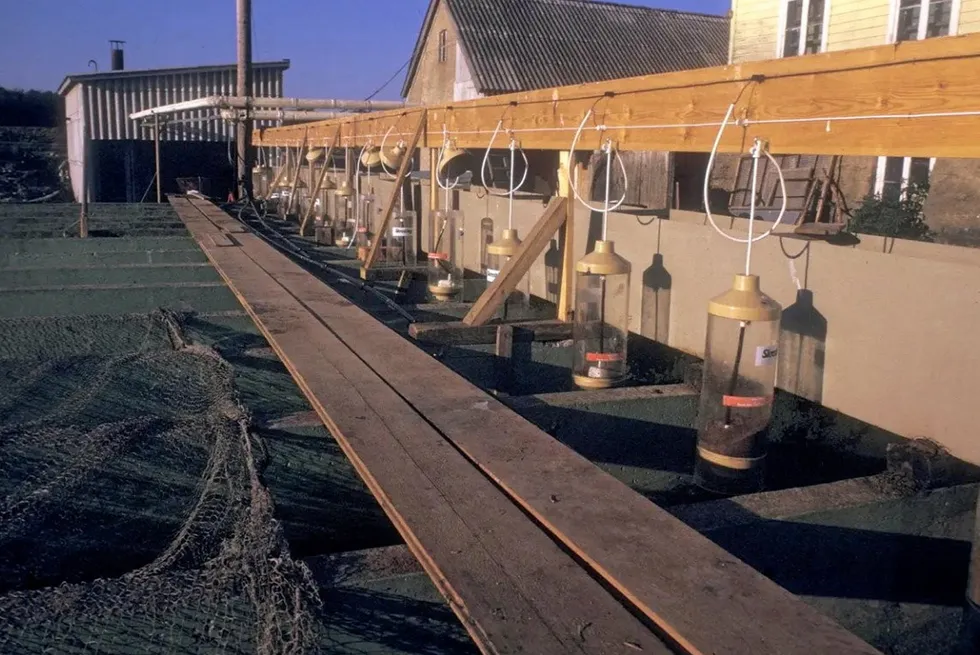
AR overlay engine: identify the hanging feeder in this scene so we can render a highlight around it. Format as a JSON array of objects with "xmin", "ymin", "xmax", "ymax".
[
  {"xmin": 332, "ymin": 180, "xmax": 355, "ymax": 247},
  {"xmin": 694, "ymin": 275, "xmax": 781, "ymax": 494},
  {"xmin": 381, "ymin": 143, "xmax": 407, "ymax": 171},
  {"xmin": 360, "ymin": 145, "xmax": 382, "ymax": 169},
  {"xmin": 383, "ymin": 210, "xmax": 417, "ymax": 267},
  {"xmin": 572, "ymin": 240, "xmax": 631, "ymax": 389},
  {"xmin": 427, "ymin": 209, "xmax": 464, "ymax": 300},
  {"xmin": 486, "ymin": 228, "xmax": 530, "ymax": 317}
]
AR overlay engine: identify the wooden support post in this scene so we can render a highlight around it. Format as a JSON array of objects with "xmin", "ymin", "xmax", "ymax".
[
  {"xmin": 364, "ymin": 110, "xmax": 428, "ymax": 270},
  {"xmin": 463, "ymin": 197, "xmax": 568, "ymax": 326},
  {"xmin": 409, "ymin": 319, "xmax": 573, "ymax": 345},
  {"xmin": 557, "ymin": 152, "xmax": 588, "ymax": 323},
  {"xmin": 285, "ymin": 129, "xmax": 308, "ymax": 217},
  {"xmin": 154, "ymin": 114, "xmax": 162, "ymax": 203},
  {"xmin": 300, "ymin": 129, "xmax": 341, "ymax": 236},
  {"xmin": 495, "ymin": 324, "xmax": 514, "ymax": 395}
]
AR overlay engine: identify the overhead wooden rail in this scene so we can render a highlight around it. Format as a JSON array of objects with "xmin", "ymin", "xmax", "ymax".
[
  {"xmin": 173, "ymin": 195, "xmax": 882, "ymax": 655},
  {"xmin": 255, "ymin": 33, "xmax": 980, "ymax": 158}
]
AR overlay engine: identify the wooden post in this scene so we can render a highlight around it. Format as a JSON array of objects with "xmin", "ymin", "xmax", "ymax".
[
  {"xmin": 557, "ymin": 152, "xmax": 588, "ymax": 323},
  {"xmin": 364, "ymin": 110, "xmax": 428, "ymax": 270},
  {"xmin": 463, "ymin": 197, "xmax": 569, "ymax": 326},
  {"xmin": 154, "ymin": 114, "xmax": 162, "ymax": 203},
  {"xmin": 495, "ymin": 324, "xmax": 515, "ymax": 395},
  {"xmin": 79, "ymin": 128, "xmax": 89, "ymax": 238},
  {"xmin": 300, "ymin": 129, "xmax": 341, "ymax": 236}
]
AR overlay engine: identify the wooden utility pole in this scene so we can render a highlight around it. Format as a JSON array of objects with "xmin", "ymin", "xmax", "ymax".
[
  {"xmin": 154, "ymin": 114, "xmax": 162, "ymax": 203},
  {"xmin": 236, "ymin": 0, "xmax": 253, "ymax": 200}
]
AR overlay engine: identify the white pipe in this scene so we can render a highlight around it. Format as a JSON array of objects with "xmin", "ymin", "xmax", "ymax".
[
  {"xmin": 218, "ymin": 108, "xmax": 352, "ymax": 122},
  {"xmin": 130, "ymin": 96, "xmax": 408, "ymax": 120}
]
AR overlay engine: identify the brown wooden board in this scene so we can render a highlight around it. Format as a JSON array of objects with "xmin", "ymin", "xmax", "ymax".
[
  {"xmin": 409, "ymin": 319, "xmax": 573, "ymax": 345},
  {"xmin": 191, "ymin": 195, "xmax": 881, "ymax": 655},
  {"xmin": 255, "ymin": 34, "xmax": 980, "ymax": 158},
  {"xmin": 171, "ymin": 196, "xmax": 672, "ymax": 655}
]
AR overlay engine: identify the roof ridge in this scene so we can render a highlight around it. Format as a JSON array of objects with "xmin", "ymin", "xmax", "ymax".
[{"xmin": 448, "ymin": 0, "xmax": 727, "ymax": 21}]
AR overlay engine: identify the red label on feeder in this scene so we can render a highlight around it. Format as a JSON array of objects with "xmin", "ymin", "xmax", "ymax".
[
  {"xmin": 586, "ymin": 352, "xmax": 623, "ymax": 363},
  {"xmin": 722, "ymin": 395, "xmax": 771, "ymax": 408},
  {"xmin": 357, "ymin": 227, "xmax": 368, "ymax": 233},
  {"xmin": 428, "ymin": 252, "xmax": 449, "ymax": 261}
]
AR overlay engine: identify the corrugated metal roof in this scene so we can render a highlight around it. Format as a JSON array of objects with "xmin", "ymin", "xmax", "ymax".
[
  {"xmin": 402, "ymin": 0, "xmax": 728, "ymax": 97},
  {"xmin": 57, "ymin": 60, "xmax": 290, "ymax": 96}
]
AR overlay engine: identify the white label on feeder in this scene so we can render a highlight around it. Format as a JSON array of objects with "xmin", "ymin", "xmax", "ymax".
[
  {"xmin": 392, "ymin": 227, "xmax": 412, "ymax": 237},
  {"xmin": 755, "ymin": 345, "xmax": 779, "ymax": 367},
  {"xmin": 486, "ymin": 268, "xmax": 500, "ymax": 283}
]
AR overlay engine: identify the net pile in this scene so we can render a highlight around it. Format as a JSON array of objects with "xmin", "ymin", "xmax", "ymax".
[{"xmin": 0, "ymin": 310, "xmax": 322, "ymax": 654}]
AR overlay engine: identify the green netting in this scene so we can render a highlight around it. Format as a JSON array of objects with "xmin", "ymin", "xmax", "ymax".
[{"xmin": 0, "ymin": 311, "xmax": 322, "ymax": 654}]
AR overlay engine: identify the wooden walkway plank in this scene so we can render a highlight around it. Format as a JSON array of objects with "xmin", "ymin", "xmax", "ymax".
[
  {"xmin": 171, "ymin": 197, "xmax": 672, "ymax": 655},
  {"xmin": 194, "ymin": 196, "xmax": 880, "ymax": 655}
]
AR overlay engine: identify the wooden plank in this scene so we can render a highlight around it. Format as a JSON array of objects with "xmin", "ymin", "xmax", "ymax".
[
  {"xmin": 409, "ymin": 319, "xmax": 573, "ymax": 345},
  {"xmin": 364, "ymin": 111, "xmax": 427, "ymax": 270},
  {"xmin": 558, "ymin": 153, "xmax": 587, "ymax": 322},
  {"xmin": 194, "ymin": 198, "xmax": 881, "ymax": 655},
  {"xmin": 504, "ymin": 383, "xmax": 698, "ymax": 411},
  {"xmin": 494, "ymin": 324, "xmax": 515, "ymax": 395},
  {"xmin": 254, "ymin": 33, "xmax": 980, "ymax": 158},
  {"xmin": 170, "ymin": 197, "xmax": 671, "ymax": 655},
  {"xmin": 463, "ymin": 197, "xmax": 568, "ymax": 326},
  {"xmin": 285, "ymin": 130, "xmax": 309, "ymax": 217},
  {"xmin": 299, "ymin": 129, "xmax": 341, "ymax": 237}
]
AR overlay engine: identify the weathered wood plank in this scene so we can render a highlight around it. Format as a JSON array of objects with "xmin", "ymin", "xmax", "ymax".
[
  {"xmin": 205, "ymin": 196, "xmax": 880, "ymax": 655},
  {"xmin": 409, "ymin": 318, "xmax": 573, "ymax": 345},
  {"xmin": 255, "ymin": 34, "xmax": 980, "ymax": 158},
  {"xmin": 171, "ymin": 197, "xmax": 671, "ymax": 655}
]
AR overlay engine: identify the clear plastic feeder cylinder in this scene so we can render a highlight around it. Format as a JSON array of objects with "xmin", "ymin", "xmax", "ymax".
[
  {"xmin": 695, "ymin": 274, "xmax": 782, "ymax": 495},
  {"xmin": 428, "ymin": 210, "xmax": 463, "ymax": 299},
  {"xmin": 333, "ymin": 192, "xmax": 354, "ymax": 247},
  {"xmin": 487, "ymin": 228, "xmax": 529, "ymax": 319},
  {"xmin": 572, "ymin": 241, "xmax": 631, "ymax": 389},
  {"xmin": 384, "ymin": 211, "xmax": 417, "ymax": 267},
  {"xmin": 355, "ymin": 196, "xmax": 374, "ymax": 259}
]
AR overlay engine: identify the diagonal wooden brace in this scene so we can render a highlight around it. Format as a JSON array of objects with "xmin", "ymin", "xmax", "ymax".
[
  {"xmin": 299, "ymin": 129, "xmax": 341, "ymax": 236},
  {"xmin": 364, "ymin": 110, "xmax": 428, "ymax": 271},
  {"xmin": 462, "ymin": 196, "xmax": 569, "ymax": 326}
]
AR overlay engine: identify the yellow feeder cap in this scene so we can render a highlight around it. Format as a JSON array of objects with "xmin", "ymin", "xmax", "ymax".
[
  {"xmin": 335, "ymin": 180, "xmax": 354, "ymax": 197},
  {"xmin": 360, "ymin": 147, "xmax": 382, "ymax": 168},
  {"xmin": 381, "ymin": 144, "xmax": 407, "ymax": 170},
  {"xmin": 438, "ymin": 144, "xmax": 468, "ymax": 178},
  {"xmin": 487, "ymin": 228, "xmax": 522, "ymax": 257},
  {"xmin": 708, "ymin": 274, "xmax": 781, "ymax": 322},
  {"xmin": 575, "ymin": 240, "xmax": 631, "ymax": 276},
  {"xmin": 306, "ymin": 148, "xmax": 325, "ymax": 163}
]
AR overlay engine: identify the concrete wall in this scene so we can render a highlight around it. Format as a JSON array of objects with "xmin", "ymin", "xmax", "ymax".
[{"xmin": 357, "ymin": 161, "xmax": 980, "ymax": 464}]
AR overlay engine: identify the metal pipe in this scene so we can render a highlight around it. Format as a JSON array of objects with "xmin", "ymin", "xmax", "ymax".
[
  {"xmin": 130, "ymin": 96, "xmax": 408, "ymax": 120},
  {"xmin": 218, "ymin": 108, "xmax": 352, "ymax": 122},
  {"xmin": 236, "ymin": 0, "xmax": 253, "ymax": 201},
  {"xmin": 154, "ymin": 114, "xmax": 162, "ymax": 203}
]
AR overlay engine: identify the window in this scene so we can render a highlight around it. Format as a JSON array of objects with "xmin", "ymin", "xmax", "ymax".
[
  {"xmin": 875, "ymin": 157, "xmax": 933, "ymax": 200},
  {"xmin": 780, "ymin": 0, "xmax": 828, "ymax": 57},
  {"xmin": 437, "ymin": 29, "xmax": 448, "ymax": 63},
  {"xmin": 877, "ymin": 0, "xmax": 957, "ymax": 196},
  {"xmin": 894, "ymin": 0, "xmax": 955, "ymax": 42}
]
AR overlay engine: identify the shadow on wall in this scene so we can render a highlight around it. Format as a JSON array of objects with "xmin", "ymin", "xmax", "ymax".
[
  {"xmin": 641, "ymin": 220, "xmax": 672, "ymax": 345},
  {"xmin": 778, "ymin": 240, "xmax": 827, "ymax": 404}
]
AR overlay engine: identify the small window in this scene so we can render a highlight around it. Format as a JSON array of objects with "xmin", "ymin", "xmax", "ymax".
[
  {"xmin": 781, "ymin": 0, "xmax": 827, "ymax": 58},
  {"xmin": 438, "ymin": 30, "xmax": 448, "ymax": 63},
  {"xmin": 894, "ymin": 0, "xmax": 953, "ymax": 42},
  {"xmin": 876, "ymin": 156, "xmax": 933, "ymax": 200}
]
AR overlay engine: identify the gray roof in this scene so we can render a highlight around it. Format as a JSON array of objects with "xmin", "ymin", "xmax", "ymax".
[
  {"xmin": 58, "ymin": 60, "xmax": 290, "ymax": 95},
  {"xmin": 402, "ymin": 0, "xmax": 729, "ymax": 97}
]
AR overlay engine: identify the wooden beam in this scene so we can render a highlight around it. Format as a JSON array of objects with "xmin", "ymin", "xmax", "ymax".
[
  {"xmin": 463, "ymin": 197, "xmax": 568, "ymax": 326},
  {"xmin": 365, "ymin": 111, "xmax": 427, "ymax": 270},
  {"xmin": 254, "ymin": 34, "xmax": 980, "ymax": 158},
  {"xmin": 299, "ymin": 129, "xmax": 340, "ymax": 236},
  {"xmin": 409, "ymin": 319, "xmax": 573, "ymax": 345},
  {"xmin": 171, "ymin": 196, "xmax": 671, "ymax": 655},
  {"xmin": 181, "ymin": 198, "xmax": 880, "ymax": 655},
  {"xmin": 558, "ymin": 152, "xmax": 587, "ymax": 322}
]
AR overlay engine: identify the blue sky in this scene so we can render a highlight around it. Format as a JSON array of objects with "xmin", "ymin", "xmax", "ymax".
[{"xmin": 0, "ymin": 0, "xmax": 730, "ymax": 99}]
